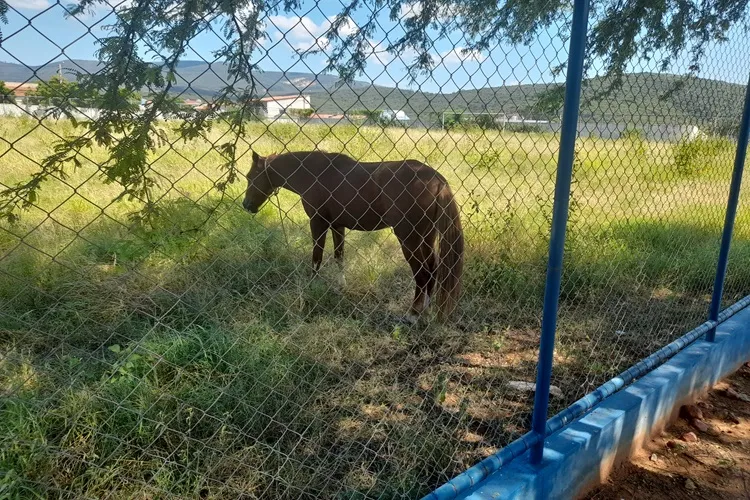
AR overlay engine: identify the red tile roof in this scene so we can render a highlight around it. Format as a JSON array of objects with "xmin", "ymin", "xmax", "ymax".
[
  {"xmin": 258, "ymin": 94, "xmax": 308, "ymax": 102},
  {"xmin": 3, "ymin": 82, "xmax": 38, "ymax": 97}
]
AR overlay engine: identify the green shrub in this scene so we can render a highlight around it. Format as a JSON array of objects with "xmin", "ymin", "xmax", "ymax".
[
  {"xmin": 621, "ymin": 127, "xmax": 644, "ymax": 142},
  {"xmin": 504, "ymin": 122, "xmax": 544, "ymax": 134},
  {"xmin": 621, "ymin": 127, "xmax": 647, "ymax": 157},
  {"xmin": 673, "ymin": 137, "xmax": 733, "ymax": 177},
  {"xmin": 287, "ymin": 108, "xmax": 314, "ymax": 119},
  {"xmin": 473, "ymin": 114, "xmax": 498, "ymax": 130}
]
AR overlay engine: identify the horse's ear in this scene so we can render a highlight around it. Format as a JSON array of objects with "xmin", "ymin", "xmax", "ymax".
[{"xmin": 252, "ymin": 151, "xmax": 259, "ymax": 164}]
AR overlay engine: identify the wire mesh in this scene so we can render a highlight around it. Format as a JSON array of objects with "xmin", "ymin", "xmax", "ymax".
[{"xmin": 0, "ymin": 1, "xmax": 749, "ymax": 498}]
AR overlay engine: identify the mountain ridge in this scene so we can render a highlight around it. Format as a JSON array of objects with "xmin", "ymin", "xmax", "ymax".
[{"xmin": 1, "ymin": 59, "xmax": 745, "ymax": 127}]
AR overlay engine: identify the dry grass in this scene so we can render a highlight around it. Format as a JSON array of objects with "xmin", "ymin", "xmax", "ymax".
[{"xmin": 1, "ymin": 117, "xmax": 749, "ymax": 498}]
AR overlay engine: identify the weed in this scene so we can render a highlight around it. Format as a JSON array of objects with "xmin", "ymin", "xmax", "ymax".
[{"xmin": 1, "ymin": 118, "xmax": 749, "ymax": 497}]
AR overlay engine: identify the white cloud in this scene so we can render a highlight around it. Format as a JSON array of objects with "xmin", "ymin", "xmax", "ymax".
[
  {"xmin": 367, "ymin": 39, "xmax": 393, "ymax": 66},
  {"xmin": 330, "ymin": 15, "xmax": 357, "ymax": 37},
  {"xmin": 268, "ymin": 15, "xmax": 327, "ymax": 54},
  {"xmin": 365, "ymin": 39, "xmax": 419, "ymax": 67},
  {"xmin": 7, "ymin": 0, "xmax": 50, "ymax": 10},
  {"xmin": 397, "ymin": 2, "xmax": 459, "ymax": 23},
  {"xmin": 398, "ymin": 2, "xmax": 423, "ymax": 18},
  {"xmin": 269, "ymin": 15, "xmax": 323, "ymax": 37},
  {"xmin": 235, "ymin": 3, "xmax": 256, "ymax": 26},
  {"xmin": 268, "ymin": 15, "xmax": 357, "ymax": 55},
  {"xmin": 440, "ymin": 47, "xmax": 485, "ymax": 64},
  {"xmin": 293, "ymin": 37, "xmax": 330, "ymax": 52}
]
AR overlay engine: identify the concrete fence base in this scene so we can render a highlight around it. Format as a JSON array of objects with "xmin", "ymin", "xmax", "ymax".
[{"xmin": 455, "ymin": 304, "xmax": 750, "ymax": 500}]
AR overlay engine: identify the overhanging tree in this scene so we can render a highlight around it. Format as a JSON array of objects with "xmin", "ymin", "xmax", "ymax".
[
  {"xmin": 0, "ymin": 0, "xmax": 748, "ymax": 222},
  {"xmin": 0, "ymin": 81, "xmax": 14, "ymax": 104}
]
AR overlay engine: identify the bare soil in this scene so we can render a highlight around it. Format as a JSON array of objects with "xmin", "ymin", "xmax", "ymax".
[{"xmin": 582, "ymin": 363, "xmax": 750, "ymax": 500}]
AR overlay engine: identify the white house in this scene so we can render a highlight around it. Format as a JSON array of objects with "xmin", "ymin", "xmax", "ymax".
[
  {"xmin": 380, "ymin": 109, "xmax": 410, "ymax": 122},
  {"xmin": 260, "ymin": 94, "xmax": 312, "ymax": 118}
]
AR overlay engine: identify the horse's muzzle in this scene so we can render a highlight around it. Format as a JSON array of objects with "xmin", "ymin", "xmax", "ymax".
[{"xmin": 243, "ymin": 200, "xmax": 259, "ymax": 213}]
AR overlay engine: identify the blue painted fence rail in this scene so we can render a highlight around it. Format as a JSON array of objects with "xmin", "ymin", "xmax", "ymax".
[
  {"xmin": 426, "ymin": 294, "xmax": 750, "ymax": 500},
  {"xmin": 707, "ymin": 70, "xmax": 750, "ymax": 341},
  {"xmin": 530, "ymin": 0, "xmax": 591, "ymax": 465}
]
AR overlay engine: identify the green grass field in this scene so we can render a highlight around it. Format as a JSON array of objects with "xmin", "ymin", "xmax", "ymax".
[{"xmin": 1, "ymin": 117, "xmax": 749, "ymax": 498}]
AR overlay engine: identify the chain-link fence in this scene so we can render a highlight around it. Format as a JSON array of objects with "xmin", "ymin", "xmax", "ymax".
[{"xmin": 1, "ymin": 1, "xmax": 749, "ymax": 498}]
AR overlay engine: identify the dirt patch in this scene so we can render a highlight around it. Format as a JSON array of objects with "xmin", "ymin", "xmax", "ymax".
[{"xmin": 582, "ymin": 363, "xmax": 750, "ymax": 500}]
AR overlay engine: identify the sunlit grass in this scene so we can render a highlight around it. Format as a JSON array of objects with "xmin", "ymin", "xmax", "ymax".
[{"xmin": 1, "ymin": 117, "xmax": 749, "ymax": 498}]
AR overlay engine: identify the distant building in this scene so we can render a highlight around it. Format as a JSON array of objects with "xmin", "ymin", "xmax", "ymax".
[
  {"xmin": 3, "ymin": 82, "xmax": 38, "ymax": 104},
  {"xmin": 380, "ymin": 109, "xmax": 410, "ymax": 122},
  {"xmin": 684, "ymin": 125, "xmax": 704, "ymax": 141},
  {"xmin": 310, "ymin": 113, "xmax": 346, "ymax": 120},
  {"xmin": 496, "ymin": 112, "xmax": 550, "ymax": 126},
  {"xmin": 259, "ymin": 94, "xmax": 312, "ymax": 118}
]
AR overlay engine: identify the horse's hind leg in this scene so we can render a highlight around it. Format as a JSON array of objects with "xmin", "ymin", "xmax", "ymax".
[
  {"xmin": 423, "ymin": 229, "xmax": 438, "ymax": 306},
  {"xmin": 395, "ymin": 227, "xmax": 435, "ymax": 321},
  {"xmin": 310, "ymin": 217, "xmax": 328, "ymax": 274},
  {"xmin": 332, "ymin": 225, "xmax": 346, "ymax": 287}
]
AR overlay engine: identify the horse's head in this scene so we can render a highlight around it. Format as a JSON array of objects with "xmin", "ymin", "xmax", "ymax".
[{"xmin": 243, "ymin": 151, "xmax": 277, "ymax": 213}]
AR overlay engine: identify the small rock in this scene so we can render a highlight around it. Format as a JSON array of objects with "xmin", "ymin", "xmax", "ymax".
[
  {"xmin": 461, "ymin": 431, "xmax": 484, "ymax": 443},
  {"xmin": 718, "ymin": 434, "xmax": 735, "ymax": 445},
  {"xmin": 682, "ymin": 432, "xmax": 699, "ymax": 442},
  {"xmin": 685, "ymin": 478, "xmax": 697, "ymax": 490},
  {"xmin": 549, "ymin": 386, "xmax": 564, "ymax": 398},
  {"xmin": 666, "ymin": 440, "xmax": 677, "ymax": 448},
  {"xmin": 680, "ymin": 404, "xmax": 704, "ymax": 421},
  {"xmin": 451, "ymin": 357, "xmax": 476, "ymax": 367},
  {"xmin": 650, "ymin": 453, "xmax": 659, "ymax": 462},
  {"xmin": 726, "ymin": 412, "xmax": 741, "ymax": 425},
  {"xmin": 724, "ymin": 387, "xmax": 750, "ymax": 402},
  {"xmin": 507, "ymin": 381, "xmax": 563, "ymax": 398},
  {"xmin": 691, "ymin": 419, "xmax": 709, "ymax": 432}
]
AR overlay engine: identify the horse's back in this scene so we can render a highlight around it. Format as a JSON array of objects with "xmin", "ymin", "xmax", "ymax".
[
  {"xmin": 289, "ymin": 151, "xmax": 447, "ymax": 231},
  {"xmin": 375, "ymin": 160, "xmax": 448, "ymax": 231}
]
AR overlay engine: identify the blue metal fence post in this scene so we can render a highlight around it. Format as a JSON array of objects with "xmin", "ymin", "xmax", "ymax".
[
  {"xmin": 706, "ymin": 72, "xmax": 750, "ymax": 342},
  {"xmin": 529, "ymin": 0, "xmax": 590, "ymax": 465}
]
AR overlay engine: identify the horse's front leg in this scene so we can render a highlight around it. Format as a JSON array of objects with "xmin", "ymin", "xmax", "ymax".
[
  {"xmin": 332, "ymin": 225, "xmax": 346, "ymax": 287},
  {"xmin": 310, "ymin": 217, "xmax": 328, "ymax": 274}
]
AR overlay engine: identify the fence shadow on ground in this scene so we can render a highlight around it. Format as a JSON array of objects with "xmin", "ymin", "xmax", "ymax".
[{"xmin": 2, "ymin": 191, "xmax": 750, "ymax": 497}]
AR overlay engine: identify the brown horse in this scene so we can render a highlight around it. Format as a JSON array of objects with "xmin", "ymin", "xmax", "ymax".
[{"xmin": 242, "ymin": 150, "xmax": 464, "ymax": 322}]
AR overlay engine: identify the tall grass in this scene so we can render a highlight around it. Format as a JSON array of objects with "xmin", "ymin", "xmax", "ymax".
[{"xmin": 1, "ymin": 117, "xmax": 749, "ymax": 498}]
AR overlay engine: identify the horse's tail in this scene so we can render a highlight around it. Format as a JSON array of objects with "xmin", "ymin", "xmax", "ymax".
[{"xmin": 436, "ymin": 183, "xmax": 464, "ymax": 322}]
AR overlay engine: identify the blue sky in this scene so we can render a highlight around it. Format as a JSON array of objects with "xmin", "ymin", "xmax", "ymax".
[{"xmin": 2, "ymin": 0, "xmax": 749, "ymax": 93}]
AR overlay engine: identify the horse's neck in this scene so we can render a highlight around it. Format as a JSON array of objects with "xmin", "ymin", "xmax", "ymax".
[{"xmin": 268, "ymin": 158, "xmax": 300, "ymax": 193}]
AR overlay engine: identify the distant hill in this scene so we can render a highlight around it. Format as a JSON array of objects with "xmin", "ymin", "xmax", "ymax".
[
  {"xmin": 0, "ymin": 60, "xmax": 103, "ymax": 84},
  {"xmin": 0, "ymin": 59, "xmax": 375, "ymax": 97},
  {"xmin": 307, "ymin": 73, "xmax": 746, "ymax": 127},
  {"xmin": 1, "ymin": 59, "xmax": 745, "ymax": 128}
]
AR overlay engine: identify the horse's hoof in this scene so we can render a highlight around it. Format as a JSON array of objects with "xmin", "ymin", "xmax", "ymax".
[{"xmin": 400, "ymin": 313, "xmax": 419, "ymax": 326}]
